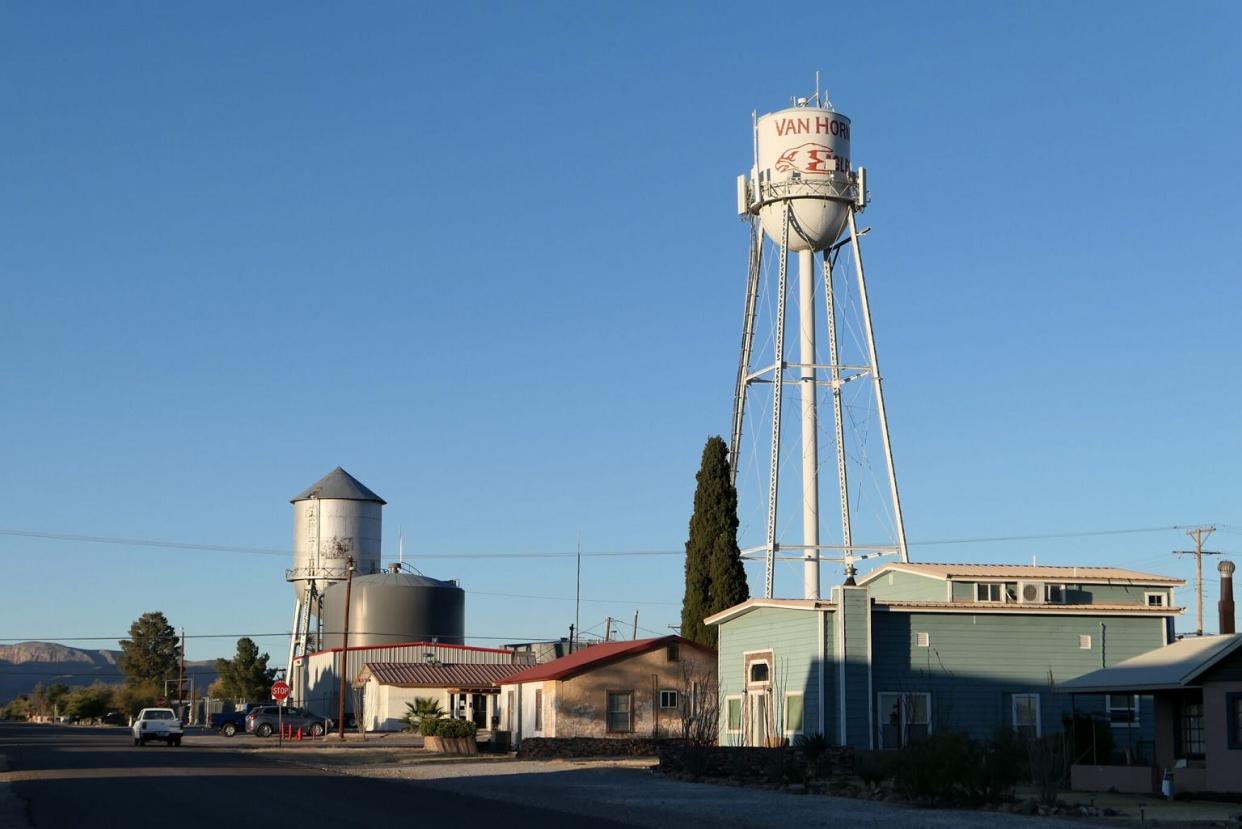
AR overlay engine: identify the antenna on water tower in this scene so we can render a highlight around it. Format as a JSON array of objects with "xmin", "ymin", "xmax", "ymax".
[{"xmin": 731, "ymin": 74, "xmax": 910, "ymax": 601}]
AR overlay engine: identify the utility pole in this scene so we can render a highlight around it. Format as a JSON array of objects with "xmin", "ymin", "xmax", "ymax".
[
  {"xmin": 632, "ymin": 609, "xmax": 639, "ymax": 640},
  {"xmin": 604, "ymin": 617, "xmax": 613, "ymax": 642},
  {"xmin": 574, "ymin": 534, "xmax": 581, "ymax": 654},
  {"xmin": 1174, "ymin": 527, "xmax": 1220, "ymax": 637},
  {"xmin": 338, "ymin": 555, "xmax": 355, "ymax": 740},
  {"xmin": 568, "ymin": 624, "xmax": 575, "ymax": 655},
  {"xmin": 177, "ymin": 628, "xmax": 185, "ymax": 721}
]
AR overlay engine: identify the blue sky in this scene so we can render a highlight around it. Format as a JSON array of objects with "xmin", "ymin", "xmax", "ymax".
[{"xmin": 1, "ymin": 2, "xmax": 1239, "ymax": 663}]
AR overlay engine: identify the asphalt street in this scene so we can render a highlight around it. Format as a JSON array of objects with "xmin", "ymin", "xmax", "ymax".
[{"xmin": 0, "ymin": 722, "xmax": 631, "ymax": 828}]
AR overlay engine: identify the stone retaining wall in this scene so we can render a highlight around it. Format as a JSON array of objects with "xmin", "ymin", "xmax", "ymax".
[
  {"xmin": 658, "ymin": 745, "xmax": 855, "ymax": 782},
  {"xmin": 516, "ymin": 737, "xmax": 682, "ymax": 759}
]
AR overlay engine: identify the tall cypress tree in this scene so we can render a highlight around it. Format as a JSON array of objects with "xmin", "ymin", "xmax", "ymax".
[{"xmin": 681, "ymin": 436, "xmax": 750, "ymax": 647}]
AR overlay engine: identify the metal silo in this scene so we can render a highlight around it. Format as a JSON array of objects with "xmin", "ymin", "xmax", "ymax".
[{"xmin": 320, "ymin": 567, "xmax": 465, "ymax": 649}]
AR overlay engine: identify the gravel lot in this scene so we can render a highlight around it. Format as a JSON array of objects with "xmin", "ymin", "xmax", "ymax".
[{"xmin": 333, "ymin": 759, "xmax": 1086, "ymax": 829}]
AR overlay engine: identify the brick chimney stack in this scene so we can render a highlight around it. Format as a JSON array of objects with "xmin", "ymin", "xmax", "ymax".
[{"xmin": 1219, "ymin": 560, "xmax": 1236, "ymax": 635}]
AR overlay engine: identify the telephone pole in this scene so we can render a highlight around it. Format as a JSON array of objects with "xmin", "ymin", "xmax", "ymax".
[
  {"xmin": 177, "ymin": 628, "xmax": 185, "ymax": 721},
  {"xmin": 1174, "ymin": 527, "xmax": 1220, "ymax": 637}
]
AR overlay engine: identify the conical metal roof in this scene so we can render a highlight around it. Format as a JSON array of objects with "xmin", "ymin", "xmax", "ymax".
[{"xmin": 290, "ymin": 467, "xmax": 386, "ymax": 504}]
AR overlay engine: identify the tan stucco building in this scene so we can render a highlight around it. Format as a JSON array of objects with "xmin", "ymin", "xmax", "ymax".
[{"xmin": 498, "ymin": 635, "xmax": 716, "ymax": 744}]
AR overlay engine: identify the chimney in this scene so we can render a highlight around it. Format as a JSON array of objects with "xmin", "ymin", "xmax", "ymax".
[{"xmin": 1219, "ymin": 560, "xmax": 1236, "ymax": 635}]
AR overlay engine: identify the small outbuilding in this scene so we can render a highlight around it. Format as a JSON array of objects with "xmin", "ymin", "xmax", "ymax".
[
  {"xmin": 356, "ymin": 662, "xmax": 530, "ymax": 732},
  {"xmin": 499, "ymin": 635, "xmax": 717, "ymax": 745},
  {"xmin": 1061, "ymin": 633, "xmax": 1242, "ymax": 794}
]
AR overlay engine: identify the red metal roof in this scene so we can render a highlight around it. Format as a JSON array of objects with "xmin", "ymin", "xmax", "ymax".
[
  {"xmin": 499, "ymin": 635, "xmax": 713, "ymax": 685},
  {"xmin": 359, "ymin": 662, "xmax": 529, "ymax": 688}
]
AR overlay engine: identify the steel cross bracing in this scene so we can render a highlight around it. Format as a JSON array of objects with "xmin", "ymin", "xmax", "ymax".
[{"xmin": 730, "ymin": 198, "xmax": 911, "ymax": 599}]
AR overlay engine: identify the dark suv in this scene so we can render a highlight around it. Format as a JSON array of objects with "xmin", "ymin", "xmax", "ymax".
[{"xmin": 244, "ymin": 705, "xmax": 332, "ymax": 737}]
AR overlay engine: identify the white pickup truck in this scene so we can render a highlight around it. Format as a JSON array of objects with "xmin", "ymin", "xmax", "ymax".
[{"xmin": 132, "ymin": 707, "xmax": 183, "ymax": 746}]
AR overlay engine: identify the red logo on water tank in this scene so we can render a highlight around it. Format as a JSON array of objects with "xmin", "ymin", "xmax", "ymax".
[{"xmin": 775, "ymin": 143, "xmax": 843, "ymax": 175}]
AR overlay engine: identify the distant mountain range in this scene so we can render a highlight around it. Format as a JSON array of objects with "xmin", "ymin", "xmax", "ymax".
[{"xmin": 0, "ymin": 642, "xmax": 218, "ymax": 702}]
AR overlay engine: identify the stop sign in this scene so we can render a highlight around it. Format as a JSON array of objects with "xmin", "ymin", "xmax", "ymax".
[{"xmin": 270, "ymin": 680, "xmax": 290, "ymax": 701}]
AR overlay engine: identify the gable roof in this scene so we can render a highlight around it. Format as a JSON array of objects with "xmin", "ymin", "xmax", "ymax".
[
  {"xmin": 1059, "ymin": 634, "xmax": 1242, "ymax": 693},
  {"xmin": 859, "ymin": 562, "xmax": 1182, "ymax": 586},
  {"xmin": 291, "ymin": 466, "xmax": 386, "ymax": 504},
  {"xmin": 357, "ymin": 662, "xmax": 528, "ymax": 689},
  {"xmin": 705, "ymin": 598, "xmax": 835, "ymax": 627},
  {"xmin": 499, "ymin": 636, "xmax": 712, "ymax": 684}
]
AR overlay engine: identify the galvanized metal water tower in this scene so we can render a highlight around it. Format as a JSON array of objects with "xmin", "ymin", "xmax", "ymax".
[
  {"xmin": 732, "ymin": 82, "xmax": 910, "ymax": 600},
  {"xmin": 286, "ymin": 466, "xmax": 384, "ymax": 669}
]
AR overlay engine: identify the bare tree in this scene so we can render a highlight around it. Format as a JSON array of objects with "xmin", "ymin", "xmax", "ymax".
[{"xmin": 676, "ymin": 661, "xmax": 721, "ymax": 746}]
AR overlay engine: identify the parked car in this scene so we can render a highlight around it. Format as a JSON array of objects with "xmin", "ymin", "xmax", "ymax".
[
  {"xmin": 101, "ymin": 711, "xmax": 127, "ymax": 726},
  {"xmin": 210, "ymin": 703, "xmax": 264, "ymax": 737},
  {"xmin": 244, "ymin": 705, "xmax": 331, "ymax": 737},
  {"xmin": 132, "ymin": 708, "xmax": 183, "ymax": 746}
]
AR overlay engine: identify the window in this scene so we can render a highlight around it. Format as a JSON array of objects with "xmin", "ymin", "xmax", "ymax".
[
  {"xmin": 1145, "ymin": 592, "xmax": 1167, "ymax": 607},
  {"xmin": 1079, "ymin": 635, "xmax": 1092, "ymax": 650},
  {"xmin": 1228, "ymin": 693, "xmax": 1242, "ymax": 750},
  {"xmin": 1181, "ymin": 701, "xmax": 1205, "ymax": 757},
  {"xmin": 659, "ymin": 689, "xmax": 679, "ymax": 709},
  {"xmin": 915, "ymin": 632, "xmax": 930, "ymax": 648},
  {"xmin": 877, "ymin": 692, "xmax": 931, "ymax": 749},
  {"xmin": 1012, "ymin": 693, "xmax": 1041, "ymax": 739},
  {"xmin": 506, "ymin": 691, "xmax": 514, "ymax": 731},
  {"xmin": 1046, "ymin": 584, "xmax": 1065, "ymax": 603},
  {"xmin": 607, "ymin": 691, "xmax": 633, "ymax": 733},
  {"xmin": 785, "ymin": 693, "xmax": 804, "ymax": 736},
  {"xmin": 749, "ymin": 661, "xmax": 770, "ymax": 684},
  {"xmin": 726, "ymin": 696, "xmax": 743, "ymax": 732},
  {"xmin": 666, "ymin": 644, "xmax": 680, "ymax": 663},
  {"xmin": 1107, "ymin": 694, "xmax": 1139, "ymax": 726},
  {"xmin": 976, "ymin": 583, "xmax": 1002, "ymax": 602},
  {"xmin": 534, "ymin": 689, "xmax": 543, "ymax": 731}
]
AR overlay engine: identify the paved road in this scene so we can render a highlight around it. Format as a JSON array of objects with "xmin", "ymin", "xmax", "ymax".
[{"xmin": 0, "ymin": 722, "xmax": 629, "ymax": 828}]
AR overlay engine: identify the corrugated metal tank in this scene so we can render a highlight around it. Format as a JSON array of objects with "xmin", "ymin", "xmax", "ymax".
[
  {"xmin": 319, "ymin": 570, "xmax": 465, "ymax": 648},
  {"xmin": 289, "ymin": 467, "xmax": 385, "ymax": 601}
]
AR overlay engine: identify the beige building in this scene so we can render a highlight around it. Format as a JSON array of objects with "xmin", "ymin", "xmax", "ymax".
[
  {"xmin": 498, "ymin": 635, "xmax": 716, "ymax": 744},
  {"xmin": 355, "ymin": 662, "xmax": 529, "ymax": 732}
]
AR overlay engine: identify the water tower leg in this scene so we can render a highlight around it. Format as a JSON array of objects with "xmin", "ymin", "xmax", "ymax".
[
  {"xmin": 287, "ymin": 597, "xmax": 302, "ymax": 687},
  {"xmin": 799, "ymin": 248, "xmax": 820, "ymax": 600},
  {"xmin": 822, "ymin": 250, "xmax": 853, "ymax": 574},
  {"xmin": 763, "ymin": 205, "xmax": 791, "ymax": 599},
  {"xmin": 730, "ymin": 218, "xmax": 764, "ymax": 488},
  {"xmin": 846, "ymin": 208, "xmax": 909, "ymax": 562}
]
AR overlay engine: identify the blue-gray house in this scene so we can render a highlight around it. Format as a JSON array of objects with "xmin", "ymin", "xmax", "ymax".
[{"xmin": 707, "ymin": 562, "xmax": 1182, "ymax": 752}]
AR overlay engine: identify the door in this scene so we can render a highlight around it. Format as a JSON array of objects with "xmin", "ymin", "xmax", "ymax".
[
  {"xmin": 748, "ymin": 693, "xmax": 769, "ymax": 747},
  {"xmin": 471, "ymin": 694, "xmax": 488, "ymax": 729}
]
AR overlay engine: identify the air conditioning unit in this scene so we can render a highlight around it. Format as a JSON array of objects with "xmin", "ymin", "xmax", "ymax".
[{"xmin": 1017, "ymin": 581, "xmax": 1046, "ymax": 604}]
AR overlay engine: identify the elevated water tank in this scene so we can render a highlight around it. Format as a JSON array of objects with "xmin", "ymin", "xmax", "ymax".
[
  {"xmin": 289, "ymin": 467, "xmax": 385, "ymax": 602},
  {"xmin": 319, "ymin": 568, "xmax": 465, "ymax": 648},
  {"xmin": 755, "ymin": 104, "xmax": 853, "ymax": 252}
]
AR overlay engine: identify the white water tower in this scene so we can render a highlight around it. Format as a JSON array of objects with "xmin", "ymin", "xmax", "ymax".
[
  {"xmin": 285, "ymin": 466, "xmax": 385, "ymax": 669},
  {"xmin": 732, "ymin": 82, "xmax": 909, "ymax": 600}
]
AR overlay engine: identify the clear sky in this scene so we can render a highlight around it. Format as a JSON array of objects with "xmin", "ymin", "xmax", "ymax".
[{"xmin": 1, "ymin": 2, "xmax": 1239, "ymax": 663}]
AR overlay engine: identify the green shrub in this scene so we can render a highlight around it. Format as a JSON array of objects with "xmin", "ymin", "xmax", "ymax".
[
  {"xmin": 423, "ymin": 718, "xmax": 477, "ymax": 739},
  {"xmin": 794, "ymin": 732, "xmax": 829, "ymax": 762}
]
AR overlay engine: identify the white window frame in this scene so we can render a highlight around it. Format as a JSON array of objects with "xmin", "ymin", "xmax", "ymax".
[
  {"xmin": 784, "ymin": 692, "xmax": 804, "ymax": 737},
  {"xmin": 976, "ymin": 583, "xmax": 1003, "ymax": 603},
  {"xmin": 659, "ymin": 689, "xmax": 679, "ymax": 710},
  {"xmin": 1079, "ymin": 634, "xmax": 1092, "ymax": 650},
  {"xmin": 915, "ymin": 632, "xmax": 930, "ymax": 648},
  {"xmin": 724, "ymin": 695, "xmax": 743, "ymax": 734},
  {"xmin": 1145, "ymin": 591, "xmax": 1167, "ymax": 608},
  {"xmin": 1107, "ymin": 694, "xmax": 1140, "ymax": 727},
  {"xmin": 1012, "ymin": 693, "xmax": 1042, "ymax": 737},
  {"xmin": 534, "ymin": 688, "xmax": 544, "ymax": 732}
]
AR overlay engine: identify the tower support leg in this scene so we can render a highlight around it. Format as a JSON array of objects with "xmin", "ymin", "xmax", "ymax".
[
  {"xmin": 847, "ymin": 208, "xmax": 909, "ymax": 561},
  {"xmin": 763, "ymin": 205, "xmax": 791, "ymax": 599},
  {"xmin": 799, "ymin": 249, "xmax": 820, "ymax": 600}
]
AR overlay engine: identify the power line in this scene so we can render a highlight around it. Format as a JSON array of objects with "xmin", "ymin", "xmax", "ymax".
[{"xmin": 0, "ymin": 523, "xmax": 1216, "ymax": 561}]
